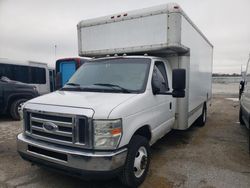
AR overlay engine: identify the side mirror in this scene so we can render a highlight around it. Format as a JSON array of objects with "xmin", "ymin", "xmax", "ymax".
[
  {"xmin": 239, "ymin": 80, "xmax": 245, "ymax": 99},
  {"xmin": 240, "ymin": 80, "xmax": 245, "ymax": 89},
  {"xmin": 172, "ymin": 69, "xmax": 186, "ymax": 98}
]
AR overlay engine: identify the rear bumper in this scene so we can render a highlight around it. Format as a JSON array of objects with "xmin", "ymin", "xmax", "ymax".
[{"xmin": 17, "ymin": 133, "xmax": 127, "ymax": 175}]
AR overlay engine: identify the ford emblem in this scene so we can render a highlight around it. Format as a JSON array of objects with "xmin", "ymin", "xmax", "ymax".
[{"xmin": 43, "ymin": 122, "xmax": 58, "ymax": 132}]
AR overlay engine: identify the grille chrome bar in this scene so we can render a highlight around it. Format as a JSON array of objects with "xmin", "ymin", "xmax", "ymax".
[
  {"xmin": 25, "ymin": 111, "xmax": 89, "ymax": 148},
  {"xmin": 31, "ymin": 117, "xmax": 72, "ymax": 128},
  {"xmin": 28, "ymin": 133, "xmax": 72, "ymax": 145},
  {"xmin": 31, "ymin": 126, "xmax": 73, "ymax": 137}
]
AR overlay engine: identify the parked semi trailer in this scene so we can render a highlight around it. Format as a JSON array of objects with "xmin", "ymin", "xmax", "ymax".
[{"xmin": 17, "ymin": 3, "xmax": 213, "ymax": 187}]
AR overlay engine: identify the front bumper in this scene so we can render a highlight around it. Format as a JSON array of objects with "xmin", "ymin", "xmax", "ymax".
[{"xmin": 17, "ymin": 133, "xmax": 127, "ymax": 173}]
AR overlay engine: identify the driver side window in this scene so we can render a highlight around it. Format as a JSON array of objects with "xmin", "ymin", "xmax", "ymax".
[{"xmin": 152, "ymin": 61, "xmax": 169, "ymax": 92}]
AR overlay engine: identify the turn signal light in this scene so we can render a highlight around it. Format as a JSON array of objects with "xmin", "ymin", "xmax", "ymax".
[{"xmin": 111, "ymin": 128, "xmax": 122, "ymax": 135}]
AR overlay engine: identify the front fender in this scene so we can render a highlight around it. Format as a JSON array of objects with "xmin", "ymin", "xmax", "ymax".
[{"xmin": 117, "ymin": 109, "xmax": 156, "ymax": 148}]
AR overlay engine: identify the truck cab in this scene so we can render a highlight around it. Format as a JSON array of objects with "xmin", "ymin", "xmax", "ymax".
[{"xmin": 17, "ymin": 56, "xmax": 185, "ymax": 185}]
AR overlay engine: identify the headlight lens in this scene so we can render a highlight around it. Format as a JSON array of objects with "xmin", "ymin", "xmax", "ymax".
[{"xmin": 93, "ymin": 119, "xmax": 122, "ymax": 149}]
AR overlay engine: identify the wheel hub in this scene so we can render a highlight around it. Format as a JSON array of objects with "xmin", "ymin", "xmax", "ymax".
[
  {"xmin": 134, "ymin": 146, "xmax": 148, "ymax": 178},
  {"xmin": 203, "ymin": 110, "xmax": 206, "ymax": 122},
  {"xmin": 17, "ymin": 102, "xmax": 24, "ymax": 114},
  {"xmin": 140, "ymin": 156, "xmax": 147, "ymax": 170}
]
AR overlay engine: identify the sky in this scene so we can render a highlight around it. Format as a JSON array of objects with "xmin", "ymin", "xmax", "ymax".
[{"xmin": 0, "ymin": 0, "xmax": 250, "ymax": 73}]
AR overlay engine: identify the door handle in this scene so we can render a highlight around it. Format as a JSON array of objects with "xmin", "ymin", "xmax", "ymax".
[{"xmin": 169, "ymin": 102, "xmax": 172, "ymax": 110}]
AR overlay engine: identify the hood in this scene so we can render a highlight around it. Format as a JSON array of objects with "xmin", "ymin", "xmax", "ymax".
[{"xmin": 26, "ymin": 90, "xmax": 137, "ymax": 118}]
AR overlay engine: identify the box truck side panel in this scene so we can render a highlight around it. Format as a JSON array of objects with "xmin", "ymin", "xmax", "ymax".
[
  {"xmin": 167, "ymin": 56, "xmax": 190, "ymax": 130},
  {"xmin": 79, "ymin": 14, "xmax": 168, "ymax": 56},
  {"xmin": 180, "ymin": 16, "xmax": 213, "ymax": 123}
]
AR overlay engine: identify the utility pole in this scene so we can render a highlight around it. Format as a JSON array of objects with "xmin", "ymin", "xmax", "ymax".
[
  {"xmin": 54, "ymin": 44, "xmax": 57, "ymax": 62},
  {"xmin": 247, "ymin": 53, "xmax": 250, "ymax": 73}
]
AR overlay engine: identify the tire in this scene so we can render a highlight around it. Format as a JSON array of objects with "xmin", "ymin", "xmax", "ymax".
[
  {"xmin": 120, "ymin": 135, "xmax": 151, "ymax": 188},
  {"xmin": 10, "ymin": 99, "xmax": 27, "ymax": 120},
  {"xmin": 197, "ymin": 104, "xmax": 207, "ymax": 127},
  {"xmin": 239, "ymin": 108, "xmax": 245, "ymax": 125},
  {"xmin": 248, "ymin": 127, "xmax": 250, "ymax": 154}
]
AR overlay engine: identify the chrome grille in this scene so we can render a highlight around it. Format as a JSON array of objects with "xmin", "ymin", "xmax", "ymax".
[{"xmin": 25, "ymin": 111, "xmax": 89, "ymax": 148}]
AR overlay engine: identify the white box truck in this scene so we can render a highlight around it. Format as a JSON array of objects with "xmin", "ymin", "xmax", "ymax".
[{"xmin": 17, "ymin": 3, "xmax": 213, "ymax": 187}]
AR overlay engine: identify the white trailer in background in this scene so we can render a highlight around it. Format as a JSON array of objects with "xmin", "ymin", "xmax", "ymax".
[
  {"xmin": 0, "ymin": 58, "xmax": 53, "ymax": 94},
  {"xmin": 17, "ymin": 3, "xmax": 213, "ymax": 187}
]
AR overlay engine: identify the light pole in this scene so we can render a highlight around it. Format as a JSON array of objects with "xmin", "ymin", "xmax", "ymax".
[{"xmin": 54, "ymin": 44, "xmax": 57, "ymax": 62}]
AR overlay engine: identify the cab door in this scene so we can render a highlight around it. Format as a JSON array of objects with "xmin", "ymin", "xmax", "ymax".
[{"xmin": 150, "ymin": 60, "xmax": 175, "ymax": 138}]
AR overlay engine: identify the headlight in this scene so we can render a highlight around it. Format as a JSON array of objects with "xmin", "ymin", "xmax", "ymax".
[{"xmin": 93, "ymin": 119, "xmax": 122, "ymax": 150}]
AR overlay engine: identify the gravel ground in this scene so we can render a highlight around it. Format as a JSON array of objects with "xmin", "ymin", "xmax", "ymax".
[{"xmin": 0, "ymin": 94, "xmax": 250, "ymax": 188}]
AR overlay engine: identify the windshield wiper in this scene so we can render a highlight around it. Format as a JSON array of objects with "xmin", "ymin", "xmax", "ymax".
[
  {"xmin": 61, "ymin": 82, "xmax": 83, "ymax": 91},
  {"xmin": 93, "ymin": 83, "xmax": 131, "ymax": 93},
  {"xmin": 65, "ymin": 82, "xmax": 80, "ymax": 86}
]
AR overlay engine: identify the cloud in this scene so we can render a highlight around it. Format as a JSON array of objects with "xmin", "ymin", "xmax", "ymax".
[{"xmin": 0, "ymin": 0, "xmax": 250, "ymax": 73}]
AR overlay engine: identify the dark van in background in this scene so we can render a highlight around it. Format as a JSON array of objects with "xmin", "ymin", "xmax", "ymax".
[
  {"xmin": 0, "ymin": 77, "xmax": 38, "ymax": 120},
  {"xmin": 55, "ymin": 57, "xmax": 89, "ymax": 89}
]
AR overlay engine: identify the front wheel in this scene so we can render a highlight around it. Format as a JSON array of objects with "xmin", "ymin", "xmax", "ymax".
[
  {"xmin": 120, "ymin": 135, "xmax": 150, "ymax": 187},
  {"xmin": 10, "ymin": 99, "xmax": 27, "ymax": 120},
  {"xmin": 239, "ymin": 108, "xmax": 245, "ymax": 125}
]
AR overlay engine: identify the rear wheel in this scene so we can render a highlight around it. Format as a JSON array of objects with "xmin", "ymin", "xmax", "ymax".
[
  {"xmin": 10, "ymin": 99, "xmax": 27, "ymax": 120},
  {"xmin": 197, "ymin": 104, "xmax": 207, "ymax": 127},
  {"xmin": 120, "ymin": 135, "xmax": 150, "ymax": 187},
  {"xmin": 248, "ymin": 127, "xmax": 250, "ymax": 154},
  {"xmin": 239, "ymin": 108, "xmax": 245, "ymax": 125}
]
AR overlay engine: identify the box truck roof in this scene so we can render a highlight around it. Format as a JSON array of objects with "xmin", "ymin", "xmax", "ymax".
[
  {"xmin": 89, "ymin": 55, "xmax": 156, "ymax": 62},
  {"xmin": 77, "ymin": 3, "xmax": 212, "ymax": 57},
  {"xmin": 78, "ymin": 3, "xmax": 181, "ymax": 27}
]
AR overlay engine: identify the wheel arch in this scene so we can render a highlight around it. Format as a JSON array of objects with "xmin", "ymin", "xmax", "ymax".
[
  {"xmin": 130, "ymin": 125, "xmax": 152, "ymax": 143},
  {"xmin": 6, "ymin": 93, "xmax": 33, "ymax": 112}
]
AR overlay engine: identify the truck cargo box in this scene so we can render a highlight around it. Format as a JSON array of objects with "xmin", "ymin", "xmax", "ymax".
[{"xmin": 77, "ymin": 3, "xmax": 212, "ymax": 57}]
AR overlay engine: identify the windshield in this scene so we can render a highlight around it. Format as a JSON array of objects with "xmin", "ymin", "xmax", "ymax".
[{"xmin": 62, "ymin": 58, "xmax": 151, "ymax": 93}]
